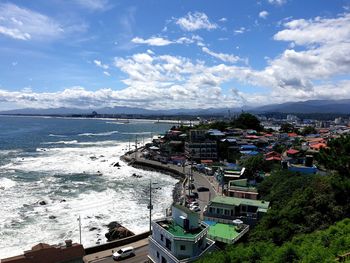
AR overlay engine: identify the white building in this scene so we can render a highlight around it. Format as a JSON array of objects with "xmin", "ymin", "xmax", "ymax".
[{"xmin": 148, "ymin": 204, "xmax": 216, "ymax": 263}]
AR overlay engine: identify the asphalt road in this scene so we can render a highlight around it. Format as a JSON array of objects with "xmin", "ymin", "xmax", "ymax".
[{"xmin": 91, "ymin": 245, "xmax": 148, "ymax": 263}]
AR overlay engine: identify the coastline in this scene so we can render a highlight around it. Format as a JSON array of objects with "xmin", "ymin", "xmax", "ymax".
[{"xmin": 121, "ymin": 153, "xmax": 185, "ymax": 204}]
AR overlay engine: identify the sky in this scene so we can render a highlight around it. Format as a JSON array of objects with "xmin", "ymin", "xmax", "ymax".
[{"xmin": 0, "ymin": 0, "xmax": 349, "ymax": 110}]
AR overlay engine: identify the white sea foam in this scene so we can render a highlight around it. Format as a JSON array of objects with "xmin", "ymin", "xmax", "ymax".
[
  {"xmin": 78, "ymin": 131, "xmax": 119, "ymax": 136},
  {"xmin": 0, "ymin": 178, "xmax": 16, "ymax": 189},
  {"xmin": 0, "ymin": 140, "xmax": 177, "ymax": 258}
]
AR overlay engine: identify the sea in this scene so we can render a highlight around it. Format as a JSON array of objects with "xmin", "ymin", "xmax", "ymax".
[{"xmin": 0, "ymin": 115, "xmax": 177, "ymax": 258}]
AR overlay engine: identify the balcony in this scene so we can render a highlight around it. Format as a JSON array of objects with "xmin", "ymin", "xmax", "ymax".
[{"xmin": 149, "ymin": 235, "xmax": 216, "ymax": 263}]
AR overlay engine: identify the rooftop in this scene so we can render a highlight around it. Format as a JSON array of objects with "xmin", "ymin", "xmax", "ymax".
[
  {"xmin": 207, "ymin": 222, "xmax": 240, "ymax": 240},
  {"xmin": 156, "ymin": 219, "xmax": 205, "ymax": 239},
  {"xmin": 210, "ymin": 196, "xmax": 270, "ymax": 209}
]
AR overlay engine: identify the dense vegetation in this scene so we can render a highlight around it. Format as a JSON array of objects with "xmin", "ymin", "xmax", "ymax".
[
  {"xmin": 199, "ymin": 218, "xmax": 350, "ymax": 263},
  {"xmin": 199, "ymin": 135, "xmax": 350, "ymax": 262},
  {"xmin": 195, "ymin": 113, "xmax": 262, "ymax": 132}
]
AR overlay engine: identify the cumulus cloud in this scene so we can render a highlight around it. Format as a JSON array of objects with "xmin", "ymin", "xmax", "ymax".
[
  {"xmin": 202, "ymin": 47, "xmax": 240, "ymax": 63},
  {"xmin": 0, "ymin": 3, "xmax": 64, "ymax": 40},
  {"xmin": 274, "ymin": 13, "xmax": 350, "ymax": 45},
  {"xmin": 259, "ymin": 11, "xmax": 269, "ymax": 19},
  {"xmin": 176, "ymin": 12, "xmax": 217, "ymax": 31}
]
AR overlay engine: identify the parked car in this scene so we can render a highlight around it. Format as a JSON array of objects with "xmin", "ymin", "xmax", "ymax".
[
  {"xmin": 190, "ymin": 201, "xmax": 199, "ymax": 207},
  {"xmin": 197, "ymin": 186, "xmax": 209, "ymax": 192},
  {"xmin": 190, "ymin": 206, "xmax": 201, "ymax": 212},
  {"xmin": 112, "ymin": 246, "xmax": 135, "ymax": 260}
]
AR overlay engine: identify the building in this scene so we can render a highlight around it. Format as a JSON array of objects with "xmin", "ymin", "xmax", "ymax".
[
  {"xmin": 226, "ymin": 179, "xmax": 258, "ymax": 200},
  {"xmin": 185, "ymin": 141, "xmax": 217, "ymax": 161},
  {"xmin": 203, "ymin": 196, "xmax": 270, "ymax": 226},
  {"xmin": 148, "ymin": 204, "xmax": 216, "ymax": 263},
  {"xmin": 1, "ymin": 240, "xmax": 85, "ymax": 263}
]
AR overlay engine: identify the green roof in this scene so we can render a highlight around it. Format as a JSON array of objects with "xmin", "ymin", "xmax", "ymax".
[
  {"xmin": 210, "ymin": 196, "xmax": 270, "ymax": 209},
  {"xmin": 230, "ymin": 179, "xmax": 248, "ymax": 187},
  {"xmin": 164, "ymin": 221, "xmax": 204, "ymax": 239},
  {"xmin": 208, "ymin": 223, "xmax": 240, "ymax": 241}
]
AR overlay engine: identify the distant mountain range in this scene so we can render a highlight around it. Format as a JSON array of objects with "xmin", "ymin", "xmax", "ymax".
[{"xmin": 1, "ymin": 99, "xmax": 350, "ymax": 116}]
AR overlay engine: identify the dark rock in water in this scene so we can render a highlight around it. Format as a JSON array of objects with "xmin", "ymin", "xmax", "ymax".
[
  {"xmin": 49, "ymin": 215, "xmax": 56, "ymax": 219},
  {"xmin": 95, "ymin": 215, "xmax": 103, "ymax": 219},
  {"xmin": 105, "ymin": 224, "xmax": 135, "ymax": 241},
  {"xmin": 107, "ymin": 221, "xmax": 121, "ymax": 229},
  {"xmin": 90, "ymin": 156, "xmax": 97, "ymax": 160},
  {"xmin": 96, "ymin": 171, "xmax": 102, "ymax": 176},
  {"xmin": 89, "ymin": 227, "xmax": 100, "ymax": 231},
  {"xmin": 38, "ymin": 201, "xmax": 47, "ymax": 205},
  {"xmin": 60, "ymin": 199, "xmax": 66, "ymax": 203},
  {"xmin": 132, "ymin": 173, "xmax": 142, "ymax": 178},
  {"xmin": 113, "ymin": 162, "xmax": 121, "ymax": 167}
]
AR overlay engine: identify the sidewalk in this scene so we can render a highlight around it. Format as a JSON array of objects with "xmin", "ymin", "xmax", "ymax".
[{"xmin": 83, "ymin": 239, "xmax": 148, "ymax": 263}]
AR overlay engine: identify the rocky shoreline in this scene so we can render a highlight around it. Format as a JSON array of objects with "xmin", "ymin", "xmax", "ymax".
[{"xmin": 129, "ymin": 162, "xmax": 185, "ymax": 204}]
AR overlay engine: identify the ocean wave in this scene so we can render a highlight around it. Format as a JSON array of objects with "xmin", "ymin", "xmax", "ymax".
[
  {"xmin": 78, "ymin": 131, "xmax": 119, "ymax": 136},
  {"xmin": 121, "ymin": 132, "xmax": 152, "ymax": 135},
  {"xmin": 43, "ymin": 140, "xmax": 79, "ymax": 145},
  {"xmin": 48, "ymin": 134, "xmax": 67, "ymax": 138}
]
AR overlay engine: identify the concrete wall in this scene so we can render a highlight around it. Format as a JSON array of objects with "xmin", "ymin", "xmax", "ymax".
[{"xmin": 84, "ymin": 231, "xmax": 150, "ymax": 255}]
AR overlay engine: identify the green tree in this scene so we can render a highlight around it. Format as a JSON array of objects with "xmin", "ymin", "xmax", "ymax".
[
  {"xmin": 232, "ymin": 113, "xmax": 263, "ymax": 131},
  {"xmin": 279, "ymin": 123, "xmax": 296, "ymax": 133},
  {"xmin": 301, "ymin": 126, "xmax": 317, "ymax": 135},
  {"xmin": 318, "ymin": 135, "xmax": 350, "ymax": 177},
  {"xmin": 240, "ymin": 154, "xmax": 271, "ymax": 179}
]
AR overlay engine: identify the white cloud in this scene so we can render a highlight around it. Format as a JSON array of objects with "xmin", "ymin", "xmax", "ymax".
[
  {"xmin": 131, "ymin": 36, "xmax": 199, "ymax": 46},
  {"xmin": 274, "ymin": 13, "xmax": 350, "ymax": 45},
  {"xmin": 259, "ymin": 11, "xmax": 269, "ymax": 19},
  {"xmin": 0, "ymin": 3, "xmax": 86, "ymax": 41},
  {"xmin": 234, "ymin": 27, "xmax": 246, "ymax": 34},
  {"xmin": 131, "ymin": 36, "xmax": 173, "ymax": 46},
  {"xmin": 176, "ymin": 12, "xmax": 217, "ymax": 31},
  {"xmin": 103, "ymin": 71, "xmax": 111, "ymax": 76},
  {"xmin": 268, "ymin": 0, "xmax": 287, "ymax": 6},
  {"xmin": 219, "ymin": 17, "xmax": 227, "ymax": 22},
  {"xmin": 74, "ymin": 0, "xmax": 109, "ymax": 11},
  {"xmin": 93, "ymin": 60, "xmax": 109, "ymax": 69},
  {"xmin": 202, "ymin": 47, "xmax": 240, "ymax": 63}
]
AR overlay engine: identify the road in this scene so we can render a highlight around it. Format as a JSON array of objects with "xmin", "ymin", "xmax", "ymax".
[{"xmin": 89, "ymin": 245, "xmax": 149, "ymax": 263}]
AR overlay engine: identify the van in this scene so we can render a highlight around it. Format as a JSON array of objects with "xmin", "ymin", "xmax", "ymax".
[{"xmin": 112, "ymin": 246, "xmax": 135, "ymax": 260}]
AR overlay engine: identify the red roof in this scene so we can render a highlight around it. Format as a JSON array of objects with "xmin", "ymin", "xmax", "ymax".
[
  {"xmin": 286, "ymin": 149, "xmax": 299, "ymax": 155},
  {"xmin": 246, "ymin": 135, "xmax": 259, "ymax": 139},
  {"xmin": 201, "ymin": 160, "xmax": 213, "ymax": 164},
  {"xmin": 288, "ymin": 132, "xmax": 298, "ymax": 137},
  {"xmin": 310, "ymin": 143, "xmax": 327, "ymax": 150},
  {"xmin": 265, "ymin": 151, "xmax": 281, "ymax": 158},
  {"xmin": 266, "ymin": 156, "xmax": 282, "ymax": 161}
]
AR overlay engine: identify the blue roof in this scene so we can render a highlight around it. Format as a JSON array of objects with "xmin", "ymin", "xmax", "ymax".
[
  {"xmin": 240, "ymin": 145, "xmax": 257, "ymax": 150},
  {"xmin": 240, "ymin": 150, "xmax": 259, "ymax": 155}
]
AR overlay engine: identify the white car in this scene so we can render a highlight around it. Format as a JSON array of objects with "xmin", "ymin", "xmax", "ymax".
[
  {"xmin": 190, "ymin": 206, "xmax": 201, "ymax": 212},
  {"xmin": 112, "ymin": 246, "xmax": 135, "ymax": 260}
]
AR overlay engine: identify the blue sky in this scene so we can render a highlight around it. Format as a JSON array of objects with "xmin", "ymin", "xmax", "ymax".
[{"xmin": 0, "ymin": 0, "xmax": 349, "ymax": 110}]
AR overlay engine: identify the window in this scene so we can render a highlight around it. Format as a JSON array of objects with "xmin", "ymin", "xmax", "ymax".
[
  {"xmin": 161, "ymin": 256, "xmax": 167, "ymax": 263},
  {"xmin": 160, "ymin": 234, "xmax": 164, "ymax": 241},
  {"xmin": 157, "ymin": 252, "xmax": 159, "ymax": 258},
  {"xmin": 165, "ymin": 238, "xmax": 172, "ymax": 250},
  {"xmin": 180, "ymin": 245, "xmax": 186, "ymax": 251}
]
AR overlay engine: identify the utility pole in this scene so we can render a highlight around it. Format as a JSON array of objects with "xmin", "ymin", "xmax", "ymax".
[
  {"xmin": 77, "ymin": 215, "xmax": 82, "ymax": 244},
  {"xmin": 147, "ymin": 180, "xmax": 153, "ymax": 233}
]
